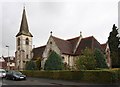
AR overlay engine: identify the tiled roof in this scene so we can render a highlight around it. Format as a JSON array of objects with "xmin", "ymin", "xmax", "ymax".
[
  {"xmin": 52, "ymin": 36, "xmax": 73, "ymax": 55},
  {"xmin": 32, "ymin": 35, "xmax": 105, "ymax": 58},
  {"xmin": 3, "ymin": 57, "xmax": 15, "ymax": 63},
  {"xmin": 75, "ymin": 36, "xmax": 102, "ymax": 55},
  {"xmin": 32, "ymin": 45, "xmax": 46, "ymax": 60},
  {"xmin": 67, "ymin": 36, "xmax": 80, "ymax": 53}
]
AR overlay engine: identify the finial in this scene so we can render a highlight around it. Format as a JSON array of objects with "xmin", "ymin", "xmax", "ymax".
[
  {"xmin": 33, "ymin": 45, "xmax": 35, "ymax": 48},
  {"xmin": 50, "ymin": 31, "xmax": 53, "ymax": 36},
  {"xmin": 80, "ymin": 31, "xmax": 82, "ymax": 37},
  {"xmin": 23, "ymin": 3, "xmax": 25, "ymax": 9}
]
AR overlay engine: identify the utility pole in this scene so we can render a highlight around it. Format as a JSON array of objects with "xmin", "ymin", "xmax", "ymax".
[{"xmin": 6, "ymin": 45, "xmax": 9, "ymax": 70}]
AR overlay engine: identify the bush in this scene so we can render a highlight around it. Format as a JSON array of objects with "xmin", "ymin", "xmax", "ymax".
[
  {"xmin": 94, "ymin": 49, "xmax": 108, "ymax": 68},
  {"xmin": 44, "ymin": 51, "xmax": 64, "ymax": 70},
  {"xmin": 21, "ymin": 68, "xmax": 120, "ymax": 83},
  {"xmin": 76, "ymin": 48, "xmax": 96, "ymax": 70},
  {"xmin": 25, "ymin": 60, "xmax": 37, "ymax": 70}
]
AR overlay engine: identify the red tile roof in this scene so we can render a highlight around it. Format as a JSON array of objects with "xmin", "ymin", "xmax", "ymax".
[
  {"xmin": 0, "ymin": 56, "xmax": 15, "ymax": 69},
  {"xmin": 74, "ymin": 36, "xmax": 102, "ymax": 55},
  {"xmin": 67, "ymin": 36, "xmax": 80, "ymax": 53},
  {"xmin": 52, "ymin": 36, "xmax": 103, "ymax": 55},
  {"xmin": 32, "ymin": 35, "xmax": 105, "ymax": 58},
  {"xmin": 52, "ymin": 36, "xmax": 73, "ymax": 55}
]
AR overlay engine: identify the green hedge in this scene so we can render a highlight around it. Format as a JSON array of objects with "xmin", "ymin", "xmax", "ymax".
[{"xmin": 21, "ymin": 68, "xmax": 120, "ymax": 83}]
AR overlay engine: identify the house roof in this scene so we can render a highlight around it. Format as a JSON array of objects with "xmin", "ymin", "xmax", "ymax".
[
  {"xmin": 67, "ymin": 36, "xmax": 80, "ymax": 53},
  {"xmin": 16, "ymin": 8, "xmax": 33, "ymax": 37},
  {"xmin": 3, "ymin": 57, "xmax": 15, "ymax": 63},
  {"xmin": 75, "ymin": 36, "xmax": 102, "ymax": 55},
  {"xmin": 52, "ymin": 36, "xmax": 102, "ymax": 55},
  {"xmin": 32, "ymin": 45, "xmax": 46, "ymax": 60},
  {"xmin": 52, "ymin": 36, "xmax": 73, "ymax": 55},
  {"xmin": 32, "ymin": 35, "xmax": 106, "ymax": 58}
]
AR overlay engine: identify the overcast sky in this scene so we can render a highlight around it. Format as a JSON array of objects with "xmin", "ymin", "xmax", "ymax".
[{"xmin": 0, "ymin": 0, "xmax": 120, "ymax": 57}]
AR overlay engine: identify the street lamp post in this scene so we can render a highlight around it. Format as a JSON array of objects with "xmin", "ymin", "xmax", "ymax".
[{"xmin": 6, "ymin": 45, "xmax": 9, "ymax": 70}]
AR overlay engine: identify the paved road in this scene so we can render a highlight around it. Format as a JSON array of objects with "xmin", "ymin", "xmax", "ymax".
[{"xmin": 0, "ymin": 77, "xmax": 120, "ymax": 87}]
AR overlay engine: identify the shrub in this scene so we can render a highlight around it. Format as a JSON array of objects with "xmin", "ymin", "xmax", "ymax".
[
  {"xmin": 21, "ymin": 68, "xmax": 120, "ymax": 83},
  {"xmin": 94, "ymin": 49, "xmax": 108, "ymax": 68},
  {"xmin": 44, "ymin": 51, "xmax": 64, "ymax": 70},
  {"xmin": 76, "ymin": 48, "xmax": 96, "ymax": 70},
  {"xmin": 25, "ymin": 60, "xmax": 37, "ymax": 70},
  {"xmin": 35, "ymin": 58, "xmax": 41, "ymax": 70}
]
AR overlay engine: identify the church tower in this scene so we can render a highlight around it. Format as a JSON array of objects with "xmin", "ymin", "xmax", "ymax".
[{"xmin": 15, "ymin": 7, "xmax": 33, "ymax": 70}]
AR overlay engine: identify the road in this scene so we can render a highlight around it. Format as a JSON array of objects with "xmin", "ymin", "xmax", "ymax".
[{"xmin": 0, "ymin": 77, "xmax": 120, "ymax": 87}]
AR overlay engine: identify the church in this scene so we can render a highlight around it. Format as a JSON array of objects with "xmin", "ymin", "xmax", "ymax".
[
  {"xmin": 15, "ymin": 7, "xmax": 111, "ymax": 70},
  {"xmin": 15, "ymin": 7, "xmax": 33, "ymax": 70}
]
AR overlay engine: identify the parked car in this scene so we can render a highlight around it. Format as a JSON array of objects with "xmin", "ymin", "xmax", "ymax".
[
  {"xmin": 6, "ymin": 70, "xmax": 26, "ymax": 80},
  {"xmin": 0, "ymin": 69, "xmax": 6, "ymax": 78}
]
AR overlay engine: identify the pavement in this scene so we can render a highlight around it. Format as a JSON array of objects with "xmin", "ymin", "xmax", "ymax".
[{"xmin": 0, "ymin": 77, "xmax": 120, "ymax": 87}]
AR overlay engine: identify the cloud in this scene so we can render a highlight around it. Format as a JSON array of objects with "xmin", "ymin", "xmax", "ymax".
[{"xmin": 1, "ymin": 0, "xmax": 119, "ymax": 56}]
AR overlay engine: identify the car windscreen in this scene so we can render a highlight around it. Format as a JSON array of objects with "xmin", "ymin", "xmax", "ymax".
[{"xmin": 14, "ymin": 71, "xmax": 22, "ymax": 75}]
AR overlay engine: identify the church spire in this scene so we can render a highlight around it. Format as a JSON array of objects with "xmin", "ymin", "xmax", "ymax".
[{"xmin": 16, "ymin": 7, "xmax": 33, "ymax": 37}]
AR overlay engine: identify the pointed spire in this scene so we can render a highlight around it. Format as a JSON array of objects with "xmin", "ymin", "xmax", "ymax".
[{"xmin": 16, "ymin": 7, "xmax": 33, "ymax": 37}]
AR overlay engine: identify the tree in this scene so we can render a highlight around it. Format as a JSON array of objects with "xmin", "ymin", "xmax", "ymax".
[
  {"xmin": 44, "ymin": 51, "xmax": 64, "ymax": 70},
  {"xmin": 76, "ymin": 48, "xmax": 96, "ymax": 70},
  {"xmin": 94, "ymin": 49, "xmax": 108, "ymax": 68},
  {"xmin": 25, "ymin": 60, "xmax": 37, "ymax": 70},
  {"xmin": 35, "ymin": 58, "xmax": 41, "ymax": 70},
  {"xmin": 108, "ymin": 24, "xmax": 120, "ymax": 68}
]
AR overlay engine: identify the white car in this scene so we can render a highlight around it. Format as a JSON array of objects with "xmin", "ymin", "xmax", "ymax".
[{"xmin": 0, "ymin": 69, "xmax": 6, "ymax": 78}]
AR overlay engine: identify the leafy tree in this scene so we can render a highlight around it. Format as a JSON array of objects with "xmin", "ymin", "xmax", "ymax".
[
  {"xmin": 94, "ymin": 49, "xmax": 108, "ymax": 68},
  {"xmin": 25, "ymin": 60, "xmax": 37, "ymax": 70},
  {"xmin": 44, "ymin": 51, "xmax": 64, "ymax": 70},
  {"xmin": 108, "ymin": 24, "xmax": 120, "ymax": 68},
  {"xmin": 76, "ymin": 48, "xmax": 96, "ymax": 70}
]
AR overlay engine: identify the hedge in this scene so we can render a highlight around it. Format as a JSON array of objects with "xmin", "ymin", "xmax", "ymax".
[{"xmin": 21, "ymin": 68, "xmax": 120, "ymax": 83}]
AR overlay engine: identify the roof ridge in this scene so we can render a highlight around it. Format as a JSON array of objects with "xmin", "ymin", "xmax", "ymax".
[
  {"xmin": 82, "ymin": 36, "xmax": 93, "ymax": 39},
  {"xmin": 33, "ymin": 45, "xmax": 46, "ymax": 50},
  {"xmin": 52, "ymin": 36, "xmax": 71, "ymax": 43},
  {"xmin": 67, "ymin": 36, "xmax": 80, "ymax": 41}
]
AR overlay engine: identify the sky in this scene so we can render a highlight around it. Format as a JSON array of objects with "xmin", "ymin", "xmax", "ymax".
[{"xmin": 0, "ymin": 0, "xmax": 120, "ymax": 57}]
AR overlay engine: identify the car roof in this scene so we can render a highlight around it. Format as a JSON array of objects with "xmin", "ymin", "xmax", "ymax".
[{"xmin": 0, "ymin": 69, "xmax": 6, "ymax": 71}]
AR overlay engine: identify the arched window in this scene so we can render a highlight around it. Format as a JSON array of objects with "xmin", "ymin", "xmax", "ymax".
[
  {"xmin": 17, "ymin": 38, "xmax": 20, "ymax": 46},
  {"xmin": 26, "ymin": 38, "xmax": 29, "ymax": 45}
]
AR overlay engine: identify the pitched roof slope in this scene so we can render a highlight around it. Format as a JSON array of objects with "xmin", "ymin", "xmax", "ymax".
[
  {"xmin": 32, "ymin": 35, "xmax": 104, "ymax": 58},
  {"xmin": 75, "ymin": 36, "xmax": 102, "ymax": 55},
  {"xmin": 32, "ymin": 45, "xmax": 46, "ymax": 60},
  {"xmin": 67, "ymin": 36, "xmax": 80, "ymax": 53},
  {"xmin": 16, "ymin": 8, "xmax": 33, "ymax": 37},
  {"xmin": 52, "ymin": 36, "xmax": 73, "ymax": 55}
]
